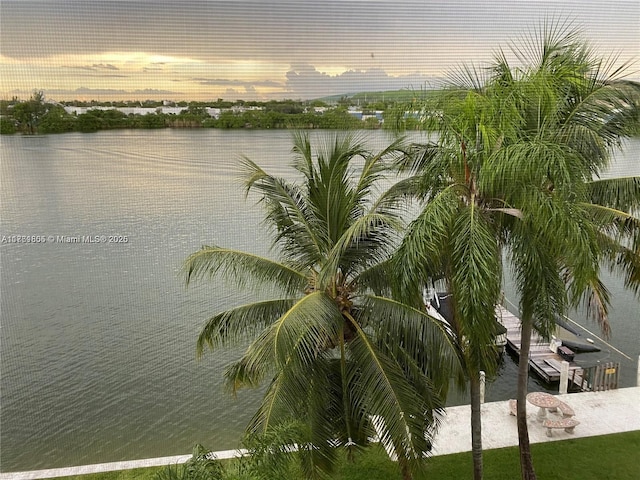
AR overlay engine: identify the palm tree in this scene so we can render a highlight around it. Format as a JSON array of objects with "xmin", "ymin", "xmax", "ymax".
[
  {"xmin": 392, "ymin": 20, "xmax": 640, "ymax": 480},
  {"xmin": 486, "ymin": 22, "xmax": 640, "ymax": 479},
  {"xmin": 390, "ymin": 69, "xmax": 521, "ymax": 480},
  {"xmin": 184, "ymin": 132, "xmax": 461, "ymax": 480}
]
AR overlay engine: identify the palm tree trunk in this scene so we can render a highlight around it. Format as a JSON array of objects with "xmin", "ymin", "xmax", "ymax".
[
  {"xmin": 470, "ymin": 371, "xmax": 484, "ymax": 480},
  {"xmin": 517, "ymin": 317, "xmax": 537, "ymax": 480},
  {"xmin": 401, "ymin": 461, "xmax": 413, "ymax": 480}
]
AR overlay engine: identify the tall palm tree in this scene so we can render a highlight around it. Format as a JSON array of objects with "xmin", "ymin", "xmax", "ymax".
[
  {"xmin": 486, "ymin": 22, "xmax": 640, "ymax": 479},
  {"xmin": 392, "ymin": 20, "xmax": 640, "ymax": 480},
  {"xmin": 184, "ymin": 132, "xmax": 461, "ymax": 480},
  {"xmin": 390, "ymin": 70, "xmax": 521, "ymax": 480}
]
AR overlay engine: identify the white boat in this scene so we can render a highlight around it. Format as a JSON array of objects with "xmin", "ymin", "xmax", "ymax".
[{"xmin": 423, "ymin": 289, "xmax": 508, "ymax": 350}]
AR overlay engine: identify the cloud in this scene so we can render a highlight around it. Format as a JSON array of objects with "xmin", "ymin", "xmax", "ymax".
[
  {"xmin": 193, "ymin": 67, "xmax": 440, "ymax": 99},
  {"xmin": 63, "ymin": 65, "xmax": 97, "ymax": 71},
  {"xmin": 93, "ymin": 63, "xmax": 119, "ymax": 70},
  {"xmin": 192, "ymin": 78, "xmax": 283, "ymax": 88},
  {"xmin": 3, "ymin": 1, "xmax": 637, "ymax": 69},
  {"xmin": 63, "ymin": 63, "xmax": 120, "ymax": 72},
  {"xmin": 2, "ymin": 2, "xmax": 637, "ymax": 100},
  {"xmin": 11, "ymin": 87, "xmax": 181, "ymax": 97},
  {"xmin": 285, "ymin": 64, "xmax": 441, "ymax": 98}
]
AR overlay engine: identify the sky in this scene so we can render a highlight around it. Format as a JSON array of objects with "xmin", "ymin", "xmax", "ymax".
[{"xmin": 1, "ymin": 0, "xmax": 638, "ymax": 101}]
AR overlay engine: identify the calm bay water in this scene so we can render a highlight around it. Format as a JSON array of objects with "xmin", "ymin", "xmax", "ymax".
[{"xmin": 1, "ymin": 129, "xmax": 638, "ymax": 472}]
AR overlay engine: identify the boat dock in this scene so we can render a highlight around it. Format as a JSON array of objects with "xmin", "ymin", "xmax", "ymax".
[{"xmin": 496, "ymin": 305, "xmax": 586, "ymax": 386}]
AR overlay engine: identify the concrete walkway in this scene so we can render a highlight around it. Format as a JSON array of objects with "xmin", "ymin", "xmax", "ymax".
[
  {"xmin": 430, "ymin": 386, "xmax": 640, "ymax": 456},
  {"xmin": 2, "ymin": 387, "xmax": 639, "ymax": 479}
]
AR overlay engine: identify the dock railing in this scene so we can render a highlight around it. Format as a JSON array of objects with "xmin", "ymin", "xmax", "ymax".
[{"xmin": 571, "ymin": 362, "xmax": 620, "ymax": 392}]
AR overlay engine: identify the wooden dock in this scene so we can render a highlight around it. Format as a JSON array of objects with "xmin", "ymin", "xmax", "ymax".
[
  {"xmin": 498, "ymin": 303, "xmax": 622, "ymax": 391},
  {"xmin": 496, "ymin": 305, "xmax": 584, "ymax": 386}
]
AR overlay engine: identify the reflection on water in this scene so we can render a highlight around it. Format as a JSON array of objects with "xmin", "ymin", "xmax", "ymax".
[{"xmin": 1, "ymin": 130, "xmax": 638, "ymax": 471}]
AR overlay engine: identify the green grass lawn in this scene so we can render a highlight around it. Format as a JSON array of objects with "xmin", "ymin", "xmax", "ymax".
[{"xmin": 51, "ymin": 431, "xmax": 640, "ymax": 480}]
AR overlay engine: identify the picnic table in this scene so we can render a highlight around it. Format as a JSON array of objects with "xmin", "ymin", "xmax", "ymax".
[{"xmin": 527, "ymin": 392, "xmax": 560, "ymax": 422}]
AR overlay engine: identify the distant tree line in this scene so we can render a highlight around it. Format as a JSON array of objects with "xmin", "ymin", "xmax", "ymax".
[{"xmin": 0, "ymin": 92, "xmax": 416, "ymax": 134}]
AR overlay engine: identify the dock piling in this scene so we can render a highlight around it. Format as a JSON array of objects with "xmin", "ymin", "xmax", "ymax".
[{"xmin": 559, "ymin": 361, "xmax": 569, "ymax": 394}]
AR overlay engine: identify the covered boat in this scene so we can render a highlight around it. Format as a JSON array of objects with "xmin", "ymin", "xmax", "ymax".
[{"xmin": 424, "ymin": 290, "xmax": 508, "ymax": 351}]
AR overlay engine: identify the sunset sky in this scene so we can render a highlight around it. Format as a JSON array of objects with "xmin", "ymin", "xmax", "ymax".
[{"xmin": 1, "ymin": 1, "xmax": 638, "ymax": 101}]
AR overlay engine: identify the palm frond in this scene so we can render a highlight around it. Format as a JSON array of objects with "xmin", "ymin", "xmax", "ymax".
[
  {"xmin": 582, "ymin": 202, "xmax": 640, "ymax": 249},
  {"xmin": 587, "ymin": 177, "xmax": 640, "ymax": 212},
  {"xmin": 183, "ymin": 246, "xmax": 307, "ymax": 294},
  {"xmin": 391, "ymin": 142, "xmax": 459, "ymax": 205},
  {"xmin": 226, "ymin": 291, "xmax": 343, "ymax": 394},
  {"xmin": 509, "ymin": 221, "xmax": 568, "ymax": 339},
  {"xmin": 484, "ymin": 139, "xmax": 587, "ymax": 198},
  {"xmin": 448, "ymin": 204, "xmax": 503, "ymax": 371},
  {"xmin": 318, "ymin": 212, "xmax": 401, "ymax": 288},
  {"xmin": 269, "ymin": 291, "xmax": 344, "ymax": 367},
  {"xmin": 392, "ymin": 186, "xmax": 461, "ymax": 301},
  {"xmin": 509, "ymin": 18, "xmax": 584, "ymax": 75},
  {"xmin": 445, "ymin": 62, "xmax": 491, "ymax": 92},
  {"xmin": 581, "ymin": 202, "xmax": 640, "ymax": 297},
  {"xmin": 393, "ymin": 142, "xmax": 441, "ymax": 176},
  {"xmin": 238, "ymin": 156, "xmax": 326, "ymax": 265},
  {"xmin": 345, "ymin": 313, "xmax": 438, "ymax": 472},
  {"xmin": 491, "ymin": 47, "xmax": 517, "ymax": 86},
  {"xmin": 247, "ymin": 360, "xmax": 341, "ymax": 479},
  {"xmin": 354, "ymin": 135, "xmax": 408, "ymax": 203},
  {"xmin": 290, "ymin": 130, "xmax": 314, "ymax": 178},
  {"xmin": 354, "ymin": 259, "xmax": 397, "ymax": 297},
  {"xmin": 614, "ymin": 242, "xmax": 640, "ymax": 297},
  {"xmin": 598, "ymin": 232, "xmax": 640, "ymax": 297},
  {"xmin": 533, "ymin": 196, "xmax": 606, "ymax": 312},
  {"xmin": 303, "ymin": 134, "xmax": 374, "ymax": 251},
  {"xmin": 580, "ymin": 277, "xmax": 612, "ymax": 338},
  {"xmin": 559, "ymin": 79, "xmax": 640, "ymax": 159},
  {"xmin": 196, "ymin": 299, "xmax": 298, "ymax": 357},
  {"xmin": 358, "ymin": 294, "xmax": 464, "ymax": 391}
]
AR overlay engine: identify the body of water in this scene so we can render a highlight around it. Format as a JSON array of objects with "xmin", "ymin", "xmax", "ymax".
[{"xmin": 1, "ymin": 129, "xmax": 638, "ymax": 472}]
